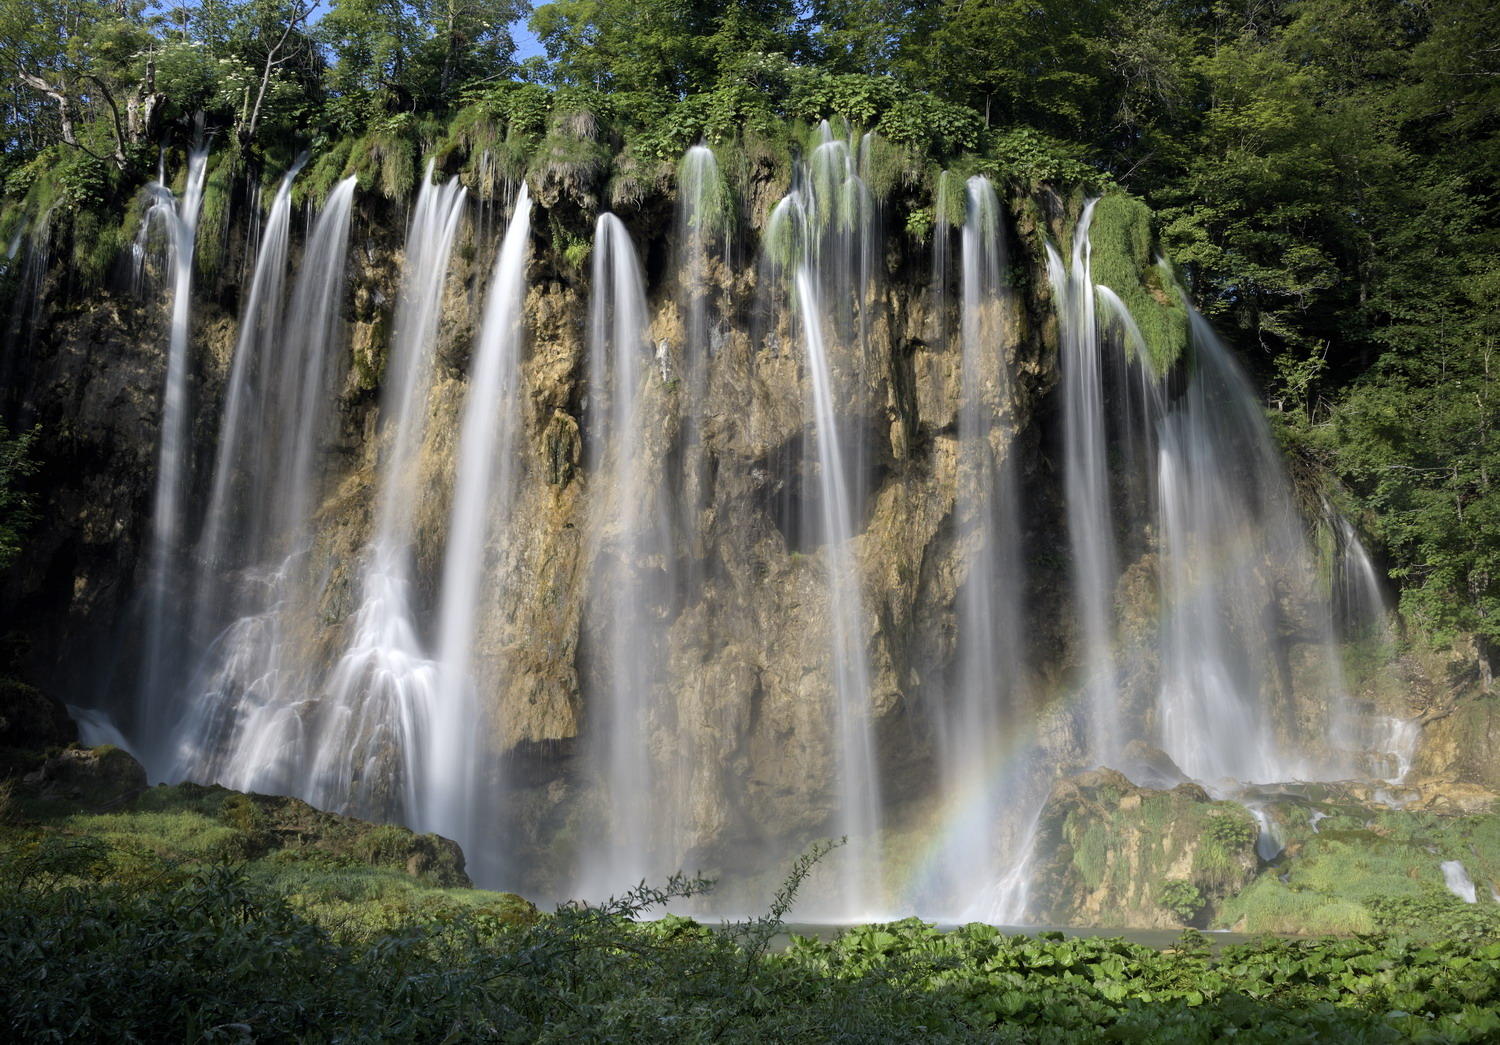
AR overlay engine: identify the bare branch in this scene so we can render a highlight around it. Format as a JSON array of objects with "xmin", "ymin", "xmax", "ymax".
[
  {"xmin": 243, "ymin": 3, "xmax": 316, "ymax": 145},
  {"xmin": 16, "ymin": 68, "xmax": 115, "ymax": 167},
  {"xmin": 82, "ymin": 73, "xmax": 129, "ymax": 168}
]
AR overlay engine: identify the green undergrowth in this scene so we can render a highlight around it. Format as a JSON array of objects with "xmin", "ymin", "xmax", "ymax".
[
  {"xmin": 4, "ymin": 836, "xmax": 1500, "ymax": 1042},
  {"xmin": 7, "ymin": 784, "xmax": 1500, "ymax": 1040}
]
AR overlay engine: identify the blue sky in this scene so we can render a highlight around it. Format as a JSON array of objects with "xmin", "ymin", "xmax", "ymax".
[{"xmin": 510, "ymin": 15, "xmax": 545, "ymax": 63}]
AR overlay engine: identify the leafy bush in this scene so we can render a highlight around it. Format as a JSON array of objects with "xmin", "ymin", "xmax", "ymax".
[{"xmin": 1159, "ymin": 878, "xmax": 1206, "ymax": 922}]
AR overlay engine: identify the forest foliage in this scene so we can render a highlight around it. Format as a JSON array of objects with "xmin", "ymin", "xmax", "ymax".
[{"xmin": 0, "ymin": 0, "xmax": 1496, "ymax": 646}]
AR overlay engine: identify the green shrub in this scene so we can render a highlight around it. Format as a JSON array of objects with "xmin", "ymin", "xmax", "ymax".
[{"xmin": 1159, "ymin": 878, "xmax": 1206, "ymax": 922}]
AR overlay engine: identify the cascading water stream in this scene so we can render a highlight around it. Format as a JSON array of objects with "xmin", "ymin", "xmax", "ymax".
[
  {"xmin": 1, "ymin": 202, "xmax": 58, "ymax": 416},
  {"xmin": 794, "ymin": 263, "xmax": 882, "ymax": 917},
  {"xmin": 1071, "ymin": 222, "xmax": 1350, "ymax": 786},
  {"xmin": 665, "ymin": 145, "xmax": 732, "ymax": 873},
  {"xmin": 1153, "ymin": 311, "xmax": 1346, "ymax": 785},
  {"xmin": 768, "ymin": 135, "xmax": 884, "ymax": 914},
  {"xmin": 578, "ymin": 212, "xmax": 665, "ymax": 895},
  {"xmin": 312, "ymin": 171, "xmax": 467, "ymax": 821},
  {"xmin": 1332, "ymin": 514, "xmax": 1392, "ymax": 645},
  {"xmin": 172, "ymin": 177, "xmax": 357, "ymax": 794},
  {"xmin": 1442, "ymin": 860, "xmax": 1478, "ymax": 903},
  {"xmin": 278, "ymin": 179, "xmax": 359, "ymax": 547},
  {"xmin": 137, "ymin": 147, "xmax": 209, "ymax": 765},
  {"xmin": 930, "ymin": 176, "xmax": 1029, "ymax": 916},
  {"xmin": 674, "ymin": 145, "xmax": 726, "ymax": 571},
  {"xmin": 1049, "ymin": 201, "xmax": 1122, "ymax": 766},
  {"xmin": 429, "ymin": 185, "xmax": 533, "ymax": 867},
  {"xmin": 194, "ymin": 164, "xmax": 300, "ymax": 631}
]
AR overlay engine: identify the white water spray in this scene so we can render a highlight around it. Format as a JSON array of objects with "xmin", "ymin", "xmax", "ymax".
[{"xmin": 137, "ymin": 147, "xmax": 209, "ymax": 762}]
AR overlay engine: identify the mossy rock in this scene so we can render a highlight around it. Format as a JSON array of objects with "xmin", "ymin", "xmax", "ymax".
[
  {"xmin": 1027, "ymin": 768, "xmax": 1259, "ymax": 928},
  {"xmin": 1087, "ymin": 194, "xmax": 1189, "ymax": 373},
  {"xmin": 20, "ymin": 745, "xmax": 147, "ymax": 808},
  {"xmin": 15, "ymin": 780, "xmax": 472, "ymax": 887},
  {"xmin": 197, "ymin": 786, "xmax": 472, "ymax": 887},
  {"xmin": 0, "ymin": 676, "xmax": 77, "ymax": 754}
]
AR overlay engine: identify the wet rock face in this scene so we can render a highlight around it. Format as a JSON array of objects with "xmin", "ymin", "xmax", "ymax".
[
  {"xmin": 2, "ymin": 292, "xmax": 233, "ymax": 703},
  {"xmin": 1027, "ymin": 768, "xmax": 1260, "ymax": 928},
  {"xmin": 1417, "ymin": 693, "xmax": 1500, "ymax": 796}
]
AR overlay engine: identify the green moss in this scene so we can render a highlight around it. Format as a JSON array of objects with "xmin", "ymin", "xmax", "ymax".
[
  {"xmin": 1088, "ymin": 193, "xmax": 1189, "ymax": 373},
  {"xmin": 675, "ymin": 146, "xmax": 734, "ymax": 238},
  {"xmin": 610, "ymin": 142, "xmax": 672, "ymax": 210},
  {"xmin": 347, "ymin": 125, "xmax": 418, "ymax": 201},
  {"xmin": 858, "ymin": 131, "xmax": 907, "ymax": 200},
  {"xmin": 1071, "ymin": 817, "xmax": 1110, "ymax": 889},
  {"xmin": 194, "ymin": 154, "xmax": 235, "ymax": 282},
  {"xmin": 1214, "ymin": 808, "xmax": 1500, "ymax": 936},
  {"xmin": 436, "ymin": 102, "xmax": 502, "ymax": 165},
  {"xmin": 933, "ymin": 170, "xmax": 962, "ymax": 232},
  {"xmin": 764, "ymin": 198, "xmax": 802, "ymax": 271},
  {"xmin": 527, "ymin": 131, "xmax": 611, "ymax": 205},
  {"xmin": 437, "ymin": 102, "xmax": 533, "ymax": 201},
  {"xmin": 299, "ymin": 138, "xmax": 355, "ymax": 205}
]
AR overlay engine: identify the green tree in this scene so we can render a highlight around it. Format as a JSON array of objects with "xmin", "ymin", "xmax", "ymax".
[
  {"xmin": 0, "ymin": 0, "xmax": 160, "ymax": 171},
  {"xmin": 916, "ymin": 0, "xmax": 1116, "ymax": 132}
]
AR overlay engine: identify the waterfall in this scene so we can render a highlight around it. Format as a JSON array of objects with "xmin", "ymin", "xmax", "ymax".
[
  {"xmin": 668, "ymin": 145, "xmax": 730, "ymax": 871},
  {"xmin": 931, "ymin": 176, "xmax": 1029, "ymax": 915},
  {"xmin": 173, "ymin": 177, "xmax": 357, "ymax": 794},
  {"xmin": 766, "ymin": 121, "xmax": 885, "ymax": 916},
  {"xmin": 54, "ymin": 139, "xmax": 1405, "ymax": 921},
  {"xmin": 578, "ymin": 212, "xmax": 667, "ymax": 895},
  {"xmin": 1442, "ymin": 860, "xmax": 1478, "ymax": 903},
  {"xmin": 1049, "ymin": 201, "xmax": 1122, "ymax": 765},
  {"xmin": 1375, "ymin": 716, "xmax": 1420, "ymax": 783},
  {"xmin": 928, "ymin": 170, "xmax": 956, "ymax": 350},
  {"xmin": 429, "ymin": 185, "xmax": 533, "ymax": 870},
  {"xmin": 1332, "ymin": 515, "xmax": 1392, "ymax": 645},
  {"xmin": 1246, "ymin": 805, "xmax": 1285, "ymax": 861},
  {"xmin": 1154, "ymin": 313, "xmax": 1343, "ymax": 784},
  {"xmin": 1051, "ymin": 201, "xmax": 1350, "ymax": 787},
  {"xmin": 311, "ymin": 170, "xmax": 467, "ymax": 821},
  {"xmin": 194, "ymin": 164, "xmax": 300, "ymax": 630},
  {"xmin": 137, "ymin": 147, "xmax": 209, "ymax": 764},
  {"xmin": 1, "ymin": 202, "xmax": 58, "ymax": 417}
]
